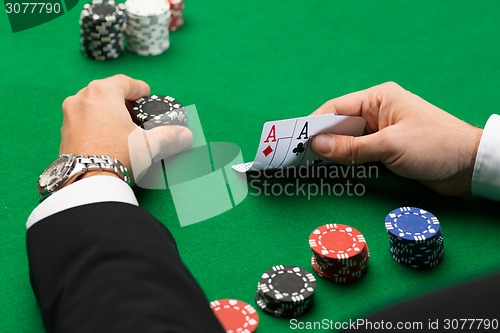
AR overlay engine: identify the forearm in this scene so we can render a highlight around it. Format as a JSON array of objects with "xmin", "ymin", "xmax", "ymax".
[{"xmin": 27, "ymin": 202, "xmax": 223, "ymax": 333}]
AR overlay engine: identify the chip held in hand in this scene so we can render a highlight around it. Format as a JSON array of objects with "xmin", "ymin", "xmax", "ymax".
[{"xmin": 128, "ymin": 94, "xmax": 188, "ymax": 129}]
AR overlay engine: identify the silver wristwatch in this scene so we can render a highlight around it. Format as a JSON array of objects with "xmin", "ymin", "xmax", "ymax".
[{"xmin": 38, "ymin": 154, "xmax": 132, "ymax": 202}]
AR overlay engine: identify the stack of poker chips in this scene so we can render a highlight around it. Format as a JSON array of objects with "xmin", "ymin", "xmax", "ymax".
[
  {"xmin": 128, "ymin": 95, "xmax": 187, "ymax": 129},
  {"xmin": 79, "ymin": 0, "xmax": 126, "ymax": 61},
  {"xmin": 124, "ymin": 0, "xmax": 171, "ymax": 56},
  {"xmin": 167, "ymin": 0, "xmax": 184, "ymax": 31},
  {"xmin": 385, "ymin": 207, "xmax": 444, "ymax": 268},
  {"xmin": 255, "ymin": 265, "xmax": 316, "ymax": 318},
  {"xmin": 309, "ymin": 224, "xmax": 370, "ymax": 283}
]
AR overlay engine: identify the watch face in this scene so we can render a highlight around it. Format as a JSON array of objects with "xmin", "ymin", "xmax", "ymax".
[{"xmin": 39, "ymin": 155, "xmax": 72, "ymax": 190}]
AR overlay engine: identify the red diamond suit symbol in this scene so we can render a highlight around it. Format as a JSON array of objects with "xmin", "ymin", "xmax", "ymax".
[{"xmin": 262, "ymin": 145, "xmax": 273, "ymax": 157}]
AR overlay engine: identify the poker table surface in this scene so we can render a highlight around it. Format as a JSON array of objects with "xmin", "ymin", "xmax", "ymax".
[{"xmin": 1, "ymin": 1, "xmax": 500, "ymax": 332}]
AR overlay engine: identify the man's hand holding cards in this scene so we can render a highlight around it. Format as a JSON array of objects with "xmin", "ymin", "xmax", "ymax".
[{"xmin": 232, "ymin": 114, "xmax": 366, "ymax": 172}]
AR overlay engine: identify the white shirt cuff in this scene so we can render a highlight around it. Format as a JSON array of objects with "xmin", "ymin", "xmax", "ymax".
[
  {"xmin": 472, "ymin": 114, "xmax": 500, "ymax": 201},
  {"xmin": 26, "ymin": 176, "xmax": 138, "ymax": 229}
]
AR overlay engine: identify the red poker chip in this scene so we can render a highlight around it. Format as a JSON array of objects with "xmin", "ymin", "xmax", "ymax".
[
  {"xmin": 309, "ymin": 224, "xmax": 370, "ymax": 283},
  {"xmin": 315, "ymin": 258, "xmax": 368, "ymax": 275},
  {"xmin": 210, "ymin": 299, "xmax": 259, "ymax": 333},
  {"xmin": 169, "ymin": 16, "xmax": 183, "ymax": 31},
  {"xmin": 314, "ymin": 249, "xmax": 369, "ymax": 269},
  {"xmin": 167, "ymin": 0, "xmax": 184, "ymax": 31},
  {"xmin": 311, "ymin": 255, "xmax": 368, "ymax": 283},
  {"xmin": 309, "ymin": 223, "xmax": 367, "ymax": 260}
]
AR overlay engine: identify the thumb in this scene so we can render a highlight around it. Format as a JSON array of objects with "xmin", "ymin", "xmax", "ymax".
[
  {"xmin": 311, "ymin": 133, "xmax": 386, "ymax": 165},
  {"xmin": 146, "ymin": 125, "xmax": 193, "ymax": 161}
]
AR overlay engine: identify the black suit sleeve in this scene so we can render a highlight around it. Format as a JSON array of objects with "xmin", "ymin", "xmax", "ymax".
[{"xmin": 26, "ymin": 202, "xmax": 225, "ymax": 333}]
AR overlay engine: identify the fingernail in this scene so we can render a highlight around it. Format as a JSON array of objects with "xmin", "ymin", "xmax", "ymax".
[{"xmin": 314, "ymin": 134, "xmax": 334, "ymax": 154}]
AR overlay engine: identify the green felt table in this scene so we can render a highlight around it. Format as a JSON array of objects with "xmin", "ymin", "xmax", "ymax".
[{"xmin": 1, "ymin": 1, "xmax": 500, "ymax": 332}]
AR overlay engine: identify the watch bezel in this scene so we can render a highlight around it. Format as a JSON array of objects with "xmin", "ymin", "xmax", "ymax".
[{"xmin": 38, "ymin": 154, "xmax": 83, "ymax": 197}]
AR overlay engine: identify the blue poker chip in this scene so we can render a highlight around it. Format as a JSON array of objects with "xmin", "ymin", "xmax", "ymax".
[
  {"xmin": 385, "ymin": 207, "xmax": 445, "ymax": 269},
  {"xmin": 391, "ymin": 250, "xmax": 444, "ymax": 269},
  {"xmin": 388, "ymin": 226, "xmax": 443, "ymax": 240},
  {"xmin": 385, "ymin": 207, "xmax": 441, "ymax": 241}
]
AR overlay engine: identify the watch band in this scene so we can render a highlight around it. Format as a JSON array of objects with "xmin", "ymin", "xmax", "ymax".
[
  {"xmin": 76, "ymin": 155, "xmax": 132, "ymax": 186},
  {"xmin": 38, "ymin": 154, "xmax": 133, "ymax": 203}
]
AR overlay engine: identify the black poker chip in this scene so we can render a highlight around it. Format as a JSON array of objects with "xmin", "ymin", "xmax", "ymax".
[
  {"xmin": 255, "ymin": 265, "xmax": 316, "ymax": 318},
  {"xmin": 79, "ymin": 0, "xmax": 126, "ymax": 61},
  {"xmin": 128, "ymin": 95, "xmax": 188, "ymax": 128},
  {"xmin": 254, "ymin": 292, "xmax": 314, "ymax": 318}
]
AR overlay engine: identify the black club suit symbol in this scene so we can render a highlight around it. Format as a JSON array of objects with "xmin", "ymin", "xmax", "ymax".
[{"xmin": 293, "ymin": 143, "xmax": 305, "ymax": 156}]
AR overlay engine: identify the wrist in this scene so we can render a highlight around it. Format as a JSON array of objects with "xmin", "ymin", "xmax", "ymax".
[
  {"xmin": 79, "ymin": 170, "xmax": 121, "ymax": 181},
  {"xmin": 58, "ymin": 171, "xmax": 120, "ymax": 190},
  {"xmin": 61, "ymin": 171, "xmax": 121, "ymax": 189}
]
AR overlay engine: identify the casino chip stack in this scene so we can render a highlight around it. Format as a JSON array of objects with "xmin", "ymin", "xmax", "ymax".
[
  {"xmin": 210, "ymin": 299, "xmax": 259, "ymax": 333},
  {"xmin": 255, "ymin": 265, "xmax": 316, "ymax": 318},
  {"xmin": 309, "ymin": 224, "xmax": 369, "ymax": 283},
  {"xmin": 167, "ymin": 0, "xmax": 184, "ymax": 31},
  {"xmin": 385, "ymin": 207, "xmax": 444, "ymax": 268},
  {"xmin": 80, "ymin": 0, "xmax": 126, "ymax": 61},
  {"xmin": 125, "ymin": 0, "xmax": 171, "ymax": 56},
  {"xmin": 129, "ymin": 95, "xmax": 187, "ymax": 129}
]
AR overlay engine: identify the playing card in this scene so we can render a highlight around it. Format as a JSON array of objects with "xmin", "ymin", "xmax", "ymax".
[
  {"xmin": 252, "ymin": 118, "xmax": 296, "ymax": 169},
  {"xmin": 280, "ymin": 114, "xmax": 331, "ymax": 167},
  {"xmin": 232, "ymin": 114, "xmax": 366, "ymax": 172}
]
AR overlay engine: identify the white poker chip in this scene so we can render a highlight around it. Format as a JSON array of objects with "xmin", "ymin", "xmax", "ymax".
[{"xmin": 124, "ymin": 0, "xmax": 171, "ymax": 56}]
